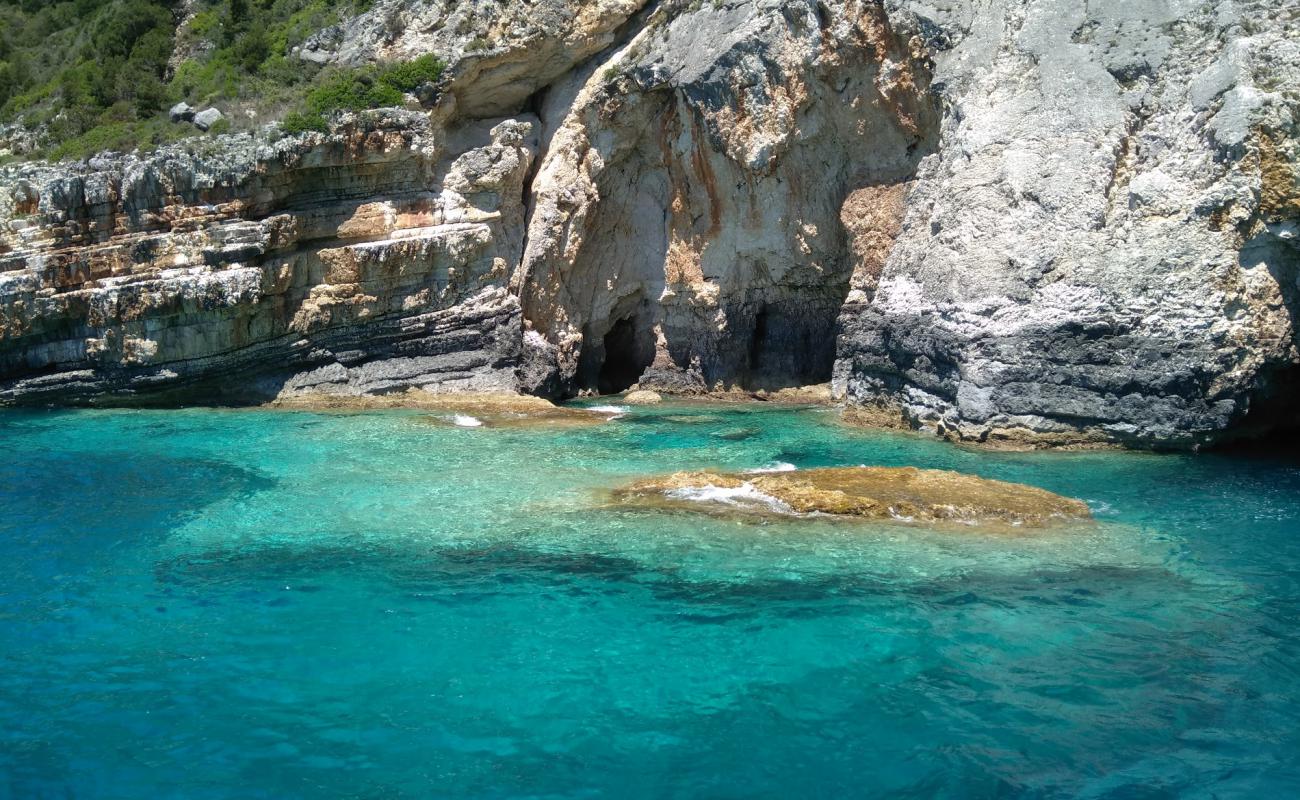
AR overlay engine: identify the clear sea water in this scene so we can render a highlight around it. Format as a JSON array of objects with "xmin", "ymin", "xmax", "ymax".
[{"xmin": 2, "ymin": 402, "xmax": 1298, "ymax": 799}]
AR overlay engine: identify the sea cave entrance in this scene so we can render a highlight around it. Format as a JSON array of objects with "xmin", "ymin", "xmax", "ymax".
[
  {"xmin": 581, "ymin": 315, "xmax": 655, "ymax": 395},
  {"xmin": 1217, "ymin": 362, "xmax": 1300, "ymax": 451}
]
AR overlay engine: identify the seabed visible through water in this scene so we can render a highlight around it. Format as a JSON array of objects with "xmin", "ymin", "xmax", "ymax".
[{"xmin": 1, "ymin": 400, "xmax": 1298, "ymax": 797}]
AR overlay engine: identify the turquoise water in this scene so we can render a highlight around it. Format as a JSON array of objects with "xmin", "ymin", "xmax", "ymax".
[{"xmin": 1, "ymin": 403, "xmax": 1299, "ymax": 798}]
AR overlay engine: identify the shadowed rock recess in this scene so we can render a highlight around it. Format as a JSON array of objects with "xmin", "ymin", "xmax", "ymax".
[{"xmin": 0, "ymin": 0, "xmax": 1297, "ymax": 449}]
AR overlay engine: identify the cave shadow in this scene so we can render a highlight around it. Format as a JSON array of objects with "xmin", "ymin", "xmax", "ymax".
[
  {"xmin": 578, "ymin": 313, "xmax": 656, "ymax": 395},
  {"xmin": 1213, "ymin": 227, "xmax": 1300, "ymax": 452}
]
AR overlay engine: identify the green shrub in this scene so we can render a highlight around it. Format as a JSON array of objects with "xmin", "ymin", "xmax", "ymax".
[
  {"xmin": 0, "ymin": 0, "xmax": 445, "ymax": 159},
  {"xmin": 306, "ymin": 70, "xmax": 389, "ymax": 115},
  {"xmin": 188, "ymin": 9, "xmax": 220, "ymax": 40},
  {"xmin": 280, "ymin": 109, "xmax": 327, "ymax": 134},
  {"xmin": 45, "ymin": 115, "xmax": 186, "ymax": 161},
  {"xmin": 233, "ymin": 27, "xmax": 272, "ymax": 73},
  {"xmin": 375, "ymin": 54, "xmax": 445, "ymax": 92},
  {"xmin": 298, "ymin": 54, "xmax": 444, "ymax": 119}
]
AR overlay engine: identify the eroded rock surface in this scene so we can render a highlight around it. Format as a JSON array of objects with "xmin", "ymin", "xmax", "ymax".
[
  {"xmin": 0, "ymin": 113, "xmax": 537, "ymax": 404},
  {"xmin": 614, "ymin": 466, "xmax": 1093, "ymax": 528},
  {"xmin": 834, "ymin": 0, "xmax": 1300, "ymax": 448},
  {"xmin": 325, "ymin": 0, "xmax": 650, "ymax": 118},
  {"xmin": 517, "ymin": 0, "xmax": 936, "ymax": 395},
  {"xmin": 1, "ymin": 0, "xmax": 1298, "ymax": 450}
]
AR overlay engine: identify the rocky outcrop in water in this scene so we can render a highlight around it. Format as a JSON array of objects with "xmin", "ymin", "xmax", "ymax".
[
  {"xmin": 615, "ymin": 466, "xmax": 1093, "ymax": 528},
  {"xmin": 0, "ymin": 0, "xmax": 1297, "ymax": 448}
]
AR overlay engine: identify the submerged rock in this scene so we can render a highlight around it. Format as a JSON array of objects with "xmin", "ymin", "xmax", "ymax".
[
  {"xmin": 269, "ymin": 388, "xmax": 553, "ymax": 412},
  {"xmin": 712, "ymin": 427, "xmax": 760, "ymax": 441},
  {"xmin": 615, "ymin": 467, "xmax": 1092, "ymax": 529}
]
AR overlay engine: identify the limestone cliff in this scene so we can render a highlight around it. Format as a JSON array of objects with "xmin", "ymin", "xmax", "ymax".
[
  {"xmin": 0, "ymin": 0, "xmax": 1297, "ymax": 450},
  {"xmin": 835, "ymin": 0, "xmax": 1300, "ymax": 448},
  {"xmin": 0, "ymin": 112, "xmax": 537, "ymax": 403},
  {"xmin": 516, "ymin": 0, "xmax": 935, "ymax": 394}
]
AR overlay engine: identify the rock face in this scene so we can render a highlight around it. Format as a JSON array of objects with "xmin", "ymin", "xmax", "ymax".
[
  {"xmin": 516, "ymin": 0, "xmax": 935, "ymax": 395},
  {"xmin": 0, "ymin": 111, "xmax": 538, "ymax": 404},
  {"xmin": 0, "ymin": 0, "xmax": 1297, "ymax": 449},
  {"xmin": 315, "ymin": 0, "xmax": 651, "ymax": 117},
  {"xmin": 614, "ymin": 466, "xmax": 1093, "ymax": 528},
  {"xmin": 834, "ymin": 0, "xmax": 1300, "ymax": 448}
]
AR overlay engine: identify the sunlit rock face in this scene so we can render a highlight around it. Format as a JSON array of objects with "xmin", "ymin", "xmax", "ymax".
[
  {"xmin": 833, "ymin": 0, "xmax": 1300, "ymax": 449},
  {"xmin": 516, "ymin": 0, "xmax": 936, "ymax": 396},
  {"xmin": 0, "ymin": 112, "xmax": 537, "ymax": 404},
  {"xmin": 0, "ymin": 0, "xmax": 1298, "ymax": 449}
]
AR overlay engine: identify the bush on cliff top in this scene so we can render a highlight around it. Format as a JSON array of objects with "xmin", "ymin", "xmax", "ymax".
[
  {"xmin": 0, "ymin": 0, "xmax": 431, "ymax": 161},
  {"xmin": 279, "ymin": 54, "xmax": 444, "ymax": 135}
]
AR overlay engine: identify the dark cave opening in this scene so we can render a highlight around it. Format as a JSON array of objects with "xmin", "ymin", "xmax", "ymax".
[
  {"xmin": 747, "ymin": 307, "xmax": 771, "ymax": 381},
  {"xmin": 733, "ymin": 301, "xmax": 839, "ymax": 391},
  {"xmin": 1215, "ymin": 362, "xmax": 1300, "ymax": 453},
  {"xmin": 1216, "ymin": 236, "xmax": 1300, "ymax": 454},
  {"xmin": 594, "ymin": 316, "xmax": 654, "ymax": 395}
]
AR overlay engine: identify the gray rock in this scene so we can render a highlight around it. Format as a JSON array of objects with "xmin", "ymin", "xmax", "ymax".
[
  {"xmin": 832, "ymin": 0, "xmax": 1300, "ymax": 448},
  {"xmin": 413, "ymin": 81, "xmax": 440, "ymax": 108},
  {"xmin": 0, "ymin": 0, "xmax": 1295, "ymax": 451},
  {"xmin": 192, "ymin": 108, "xmax": 223, "ymax": 132},
  {"xmin": 298, "ymin": 48, "xmax": 335, "ymax": 65},
  {"xmin": 168, "ymin": 102, "xmax": 195, "ymax": 123}
]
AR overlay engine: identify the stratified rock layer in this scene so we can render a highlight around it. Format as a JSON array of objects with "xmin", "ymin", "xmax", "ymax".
[
  {"xmin": 0, "ymin": 113, "xmax": 538, "ymax": 404},
  {"xmin": 615, "ymin": 466, "xmax": 1093, "ymax": 528},
  {"xmin": 0, "ymin": 0, "xmax": 1298, "ymax": 449}
]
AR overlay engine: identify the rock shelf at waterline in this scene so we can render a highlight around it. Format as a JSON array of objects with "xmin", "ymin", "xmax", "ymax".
[
  {"xmin": 613, "ymin": 467, "xmax": 1094, "ymax": 529},
  {"xmin": 269, "ymin": 390, "xmax": 621, "ymax": 428}
]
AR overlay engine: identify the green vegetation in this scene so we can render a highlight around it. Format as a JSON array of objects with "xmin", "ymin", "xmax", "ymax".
[
  {"xmin": 0, "ymin": 0, "xmax": 436, "ymax": 161},
  {"xmin": 1, "ymin": 0, "xmax": 179, "ymax": 154},
  {"xmin": 281, "ymin": 53, "xmax": 443, "ymax": 134}
]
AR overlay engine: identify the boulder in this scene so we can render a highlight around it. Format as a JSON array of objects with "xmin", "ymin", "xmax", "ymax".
[
  {"xmin": 414, "ymin": 81, "xmax": 440, "ymax": 108},
  {"xmin": 192, "ymin": 108, "xmax": 223, "ymax": 132},
  {"xmin": 623, "ymin": 390, "xmax": 662, "ymax": 405},
  {"xmin": 168, "ymin": 102, "xmax": 195, "ymax": 123}
]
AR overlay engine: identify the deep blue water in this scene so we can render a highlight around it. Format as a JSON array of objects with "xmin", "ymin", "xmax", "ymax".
[{"xmin": 1, "ymin": 403, "xmax": 1298, "ymax": 798}]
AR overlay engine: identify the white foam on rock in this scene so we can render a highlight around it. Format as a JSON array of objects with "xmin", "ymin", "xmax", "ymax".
[
  {"xmin": 585, "ymin": 405, "xmax": 630, "ymax": 415},
  {"xmin": 665, "ymin": 482, "xmax": 795, "ymax": 515},
  {"xmin": 451, "ymin": 414, "xmax": 484, "ymax": 428},
  {"xmin": 744, "ymin": 462, "xmax": 797, "ymax": 474}
]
